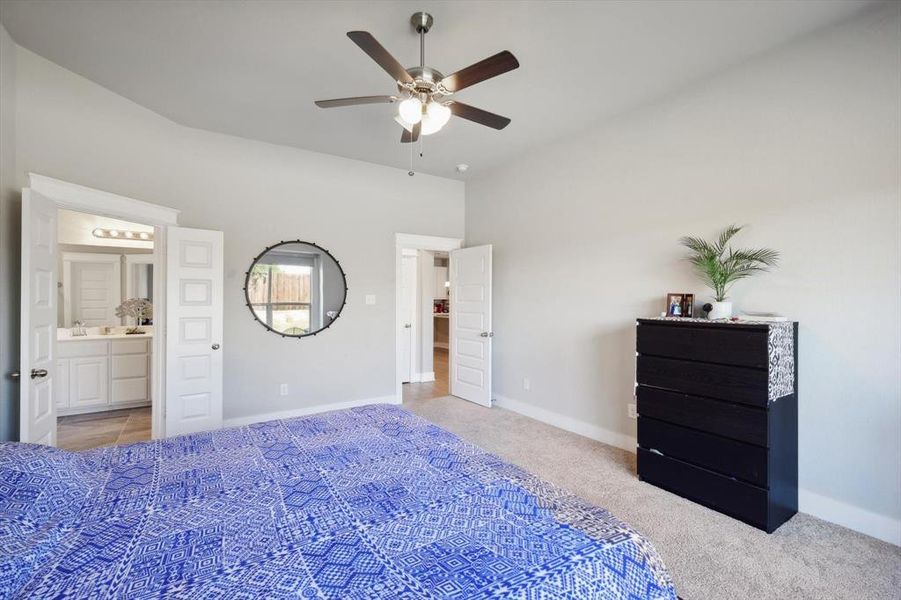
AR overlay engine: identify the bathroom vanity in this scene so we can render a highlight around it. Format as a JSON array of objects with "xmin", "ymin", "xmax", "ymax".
[{"xmin": 56, "ymin": 329, "xmax": 153, "ymax": 416}]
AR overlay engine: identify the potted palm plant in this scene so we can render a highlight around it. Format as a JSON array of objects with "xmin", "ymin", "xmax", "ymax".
[{"xmin": 679, "ymin": 225, "xmax": 779, "ymax": 319}]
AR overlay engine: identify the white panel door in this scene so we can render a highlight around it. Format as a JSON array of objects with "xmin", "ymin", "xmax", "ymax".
[
  {"xmin": 398, "ymin": 255, "xmax": 416, "ymax": 383},
  {"xmin": 449, "ymin": 245, "xmax": 493, "ymax": 407},
  {"xmin": 71, "ymin": 259, "xmax": 120, "ymax": 326},
  {"xmin": 19, "ymin": 189, "xmax": 57, "ymax": 444},
  {"xmin": 166, "ymin": 226, "xmax": 224, "ymax": 436}
]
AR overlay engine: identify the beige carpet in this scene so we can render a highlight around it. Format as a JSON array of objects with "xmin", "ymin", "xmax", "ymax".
[{"xmin": 404, "ymin": 395, "xmax": 901, "ymax": 600}]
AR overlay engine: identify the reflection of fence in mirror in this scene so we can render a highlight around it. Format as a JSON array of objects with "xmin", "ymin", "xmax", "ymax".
[{"xmin": 247, "ymin": 263, "xmax": 314, "ymax": 335}]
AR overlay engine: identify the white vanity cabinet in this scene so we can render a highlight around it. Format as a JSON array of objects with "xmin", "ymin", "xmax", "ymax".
[{"xmin": 56, "ymin": 336, "xmax": 151, "ymax": 415}]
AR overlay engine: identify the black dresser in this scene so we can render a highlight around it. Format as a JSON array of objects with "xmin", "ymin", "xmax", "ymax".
[{"xmin": 635, "ymin": 318, "xmax": 798, "ymax": 533}]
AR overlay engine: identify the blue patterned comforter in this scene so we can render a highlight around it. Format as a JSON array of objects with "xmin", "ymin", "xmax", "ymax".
[{"xmin": 1, "ymin": 404, "xmax": 676, "ymax": 599}]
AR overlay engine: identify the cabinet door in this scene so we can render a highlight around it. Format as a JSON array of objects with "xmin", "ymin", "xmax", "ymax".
[
  {"xmin": 54, "ymin": 360, "xmax": 70, "ymax": 410},
  {"xmin": 69, "ymin": 356, "xmax": 109, "ymax": 408}
]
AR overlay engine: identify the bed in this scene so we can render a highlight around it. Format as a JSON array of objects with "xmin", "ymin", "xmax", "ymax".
[{"xmin": 1, "ymin": 404, "xmax": 676, "ymax": 599}]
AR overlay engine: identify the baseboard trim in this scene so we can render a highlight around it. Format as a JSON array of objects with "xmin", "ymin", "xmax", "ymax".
[
  {"xmin": 494, "ymin": 395, "xmax": 637, "ymax": 453},
  {"xmin": 493, "ymin": 395, "xmax": 900, "ymax": 546},
  {"xmin": 223, "ymin": 395, "xmax": 401, "ymax": 428},
  {"xmin": 408, "ymin": 372, "xmax": 435, "ymax": 383},
  {"xmin": 799, "ymin": 488, "xmax": 901, "ymax": 546}
]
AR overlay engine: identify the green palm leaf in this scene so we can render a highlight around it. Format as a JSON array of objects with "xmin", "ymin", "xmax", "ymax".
[{"xmin": 679, "ymin": 225, "xmax": 779, "ymax": 302}]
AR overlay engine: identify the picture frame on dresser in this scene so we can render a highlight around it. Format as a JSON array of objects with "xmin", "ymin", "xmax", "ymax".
[
  {"xmin": 664, "ymin": 293, "xmax": 694, "ymax": 318},
  {"xmin": 634, "ymin": 317, "xmax": 798, "ymax": 533}
]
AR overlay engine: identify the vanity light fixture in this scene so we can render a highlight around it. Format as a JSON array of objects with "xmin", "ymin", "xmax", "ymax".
[{"xmin": 93, "ymin": 228, "xmax": 154, "ymax": 242}]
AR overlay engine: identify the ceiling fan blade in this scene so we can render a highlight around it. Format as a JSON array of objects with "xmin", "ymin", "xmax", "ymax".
[
  {"xmin": 347, "ymin": 31, "xmax": 414, "ymax": 84},
  {"xmin": 449, "ymin": 102, "xmax": 511, "ymax": 130},
  {"xmin": 314, "ymin": 95, "xmax": 396, "ymax": 108},
  {"xmin": 440, "ymin": 50, "xmax": 519, "ymax": 93},
  {"xmin": 400, "ymin": 122, "xmax": 421, "ymax": 143}
]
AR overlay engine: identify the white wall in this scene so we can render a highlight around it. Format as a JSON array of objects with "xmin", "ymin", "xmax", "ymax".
[
  {"xmin": 0, "ymin": 24, "xmax": 18, "ymax": 441},
  {"xmin": 10, "ymin": 44, "xmax": 464, "ymax": 426},
  {"xmin": 466, "ymin": 6, "xmax": 901, "ymax": 543}
]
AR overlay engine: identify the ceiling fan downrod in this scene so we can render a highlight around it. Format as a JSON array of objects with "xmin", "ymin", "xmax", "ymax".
[{"xmin": 411, "ymin": 12, "xmax": 433, "ymax": 70}]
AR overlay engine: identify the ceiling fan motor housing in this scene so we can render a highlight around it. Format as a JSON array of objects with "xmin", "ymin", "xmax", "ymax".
[{"xmin": 401, "ymin": 66, "xmax": 446, "ymax": 95}]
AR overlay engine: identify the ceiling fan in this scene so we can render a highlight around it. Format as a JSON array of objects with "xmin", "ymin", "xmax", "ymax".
[{"xmin": 314, "ymin": 12, "xmax": 519, "ymax": 144}]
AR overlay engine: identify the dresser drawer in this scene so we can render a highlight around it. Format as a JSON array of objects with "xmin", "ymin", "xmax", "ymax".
[
  {"xmin": 638, "ymin": 448, "xmax": 768, "ymax": 529},
  {"xmin": 637, "ymin": 355, "xmax": 768, "ymax": 407},
  {"xmin": 637, "ymin": 386, "xmax": 768, "ymax": 446},
  {"xmin": 638, "ymin": 417, "xmax": 767, "ymax": 486},
  {"xmin": 637, "ymin": 321, "xmax": 768, "ymax": 368}
]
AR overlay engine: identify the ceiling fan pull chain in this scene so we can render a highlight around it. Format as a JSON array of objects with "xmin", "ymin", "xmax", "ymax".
[{"xmin": 408, "ymin": 129, "xmax": 415, "ymax": 176}]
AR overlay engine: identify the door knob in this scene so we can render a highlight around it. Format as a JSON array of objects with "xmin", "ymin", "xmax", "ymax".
[
  {"xmin": 9, "ymin": 371, "xmax": 19, "ymax": 380},
  {"xmin": 30, "ymin": 369, "xmax": 48, "ymax": 379},
  {"xmin": 404, "ymin": 323, "xmax": 412, "ymax": 329},
  {"xmin": 480, "ymin": 331, "xmax": 494, "ymax": 338},
  {"xmin": 212, "ymin": 343, "xmax": 220, "ymax": 350}
]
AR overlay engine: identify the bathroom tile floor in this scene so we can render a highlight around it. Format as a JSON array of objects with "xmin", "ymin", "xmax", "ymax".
[{"xmin": 57, "ymin": 406, "xmax": 152, "ymax": 451}]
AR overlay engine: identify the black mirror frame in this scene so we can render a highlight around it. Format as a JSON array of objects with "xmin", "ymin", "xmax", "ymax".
[{"xmin": 243, "ymin": 239, "xmax": 348, "ymax": 339}]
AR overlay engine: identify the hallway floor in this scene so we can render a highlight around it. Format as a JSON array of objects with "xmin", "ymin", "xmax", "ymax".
[
  {"xmin": 57, "ymin": 406, "xmax": 151, "ymax": 451},
  {"xmin": 403, "ymin": 347, "xmax": 448, "ymax": 401}
]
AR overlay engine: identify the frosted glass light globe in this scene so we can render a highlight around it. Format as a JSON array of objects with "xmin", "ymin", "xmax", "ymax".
[
  {"xmin": 420, "ymin": 102, "xmax": 451, "ymax": 135},
  {"xmin": 398, "ymin": 97, "xmax": 423, "ymax": 124},
  {"xmin": 394, "ymin": 115, "xmax": 414, "ymax": 132}
]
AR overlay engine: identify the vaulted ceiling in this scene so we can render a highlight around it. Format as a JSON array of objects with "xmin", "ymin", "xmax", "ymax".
[{"xmin": 0, "ymin": 0, "xmax": 879, "ymax": 179}]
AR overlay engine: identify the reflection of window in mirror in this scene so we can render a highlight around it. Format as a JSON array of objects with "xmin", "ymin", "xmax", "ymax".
[
  {"xmin": 248, "ymin": 255, "xmax": 320, "ymax": 335},
  {"xmin": 245, "ymin": 242, "xmax": 346, "ymax": 337}
]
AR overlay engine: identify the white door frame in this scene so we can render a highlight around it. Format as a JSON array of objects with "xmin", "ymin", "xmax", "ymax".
[
  {"xmin": 27, "ymin": 173, "xmax": 180, "ymax": 440},
  {"xmin": 395, "ymin": 233, "xmax": 463, "ymax": 402},
  {"xmin": 399, "ymin": 250, "xmax": 418, "ymax": 383}
]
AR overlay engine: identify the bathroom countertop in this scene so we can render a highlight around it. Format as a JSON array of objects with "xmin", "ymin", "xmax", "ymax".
[{"xmin": 58, "ymin": 332, "xmax": 154, "ymax": 341}]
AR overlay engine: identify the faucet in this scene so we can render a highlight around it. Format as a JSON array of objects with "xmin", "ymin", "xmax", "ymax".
[{"xmin": 72, "ymin": 320, "xmax": 87, "ymax": 336}]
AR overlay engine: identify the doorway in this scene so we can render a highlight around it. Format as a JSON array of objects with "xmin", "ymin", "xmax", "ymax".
[
  {"xmin": 55, "ymin": 208, "xmax": 155, "ymax": 450},
  {"xmin": 395, "ymin": 234, "xmax": 494, "ymax": 408},
  {"xmin": 396, "ymin": 235, "xmax": 462, "ymax": 403},
  {"xmin": 20, "ymin": 174, "xmax": 225, "ymax": 447},
  {"xmin": 399, "ymin": 249, "xmax": 452, "ymax": 402}
]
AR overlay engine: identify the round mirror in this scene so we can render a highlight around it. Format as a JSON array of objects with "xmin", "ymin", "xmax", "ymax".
[{"xmin": 244, "ymin": 241, "xmax": 347, "ymax": 337}]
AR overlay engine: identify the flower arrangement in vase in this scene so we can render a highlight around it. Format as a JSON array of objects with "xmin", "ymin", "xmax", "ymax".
[
  {"xmin": 116, "ymin": 298, "xmax": 153, "ymax": 334},
  {"xmin": 679, "ymin": 225, "xmax": 779, "ymax": 319}
]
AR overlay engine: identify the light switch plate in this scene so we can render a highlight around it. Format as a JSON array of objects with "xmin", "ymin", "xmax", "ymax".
[
  {"xmin": 280, "ymin": 384, "xmax": 288, "ymax": 396},
  {"xmin": 365, "ymin": 294, "xmax": 376, "ymax": 305}
]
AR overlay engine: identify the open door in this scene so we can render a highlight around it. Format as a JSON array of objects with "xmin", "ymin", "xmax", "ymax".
[
  {"xmin": 166, "ymin": 226, "xmax": 224, "ymax": 436},
  {"xmin": 19, "ymin": 189, "xmax": 58, "ymax": 445},
  {"xmin": 449, "ymin": 244, "xmax": 493, "ymax": 407}
]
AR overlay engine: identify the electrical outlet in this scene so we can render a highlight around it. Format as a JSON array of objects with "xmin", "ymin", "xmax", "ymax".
[
  {"xmin": 365, "ymin": 294, "xmax": 376, "ymax": 305},
  {"xmin": 280, "ymin": 383, "xmax": 289, "ymax": 396},
  {"xmin": 627, "ymin": 403, "xmax": 637, "ymax": 419},
  {"xmin": 522, "ymin": 377, "xmax": 531, "ymax": 391}
]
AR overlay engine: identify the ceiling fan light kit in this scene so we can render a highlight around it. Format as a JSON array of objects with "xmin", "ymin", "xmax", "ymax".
[{"xmin": 314, "ymin": 11, "xmax": 519, "ymax": 172}]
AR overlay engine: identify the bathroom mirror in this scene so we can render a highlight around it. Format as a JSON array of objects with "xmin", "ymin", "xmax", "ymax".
[{"xmin": 244, "ymin": 241, "xmax": 347, "ymax": 337}]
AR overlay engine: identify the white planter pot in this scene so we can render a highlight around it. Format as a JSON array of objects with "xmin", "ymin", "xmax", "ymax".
[{"xmin": 709, "ymin": 301, "xmax": 733, "ymax": 320}]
